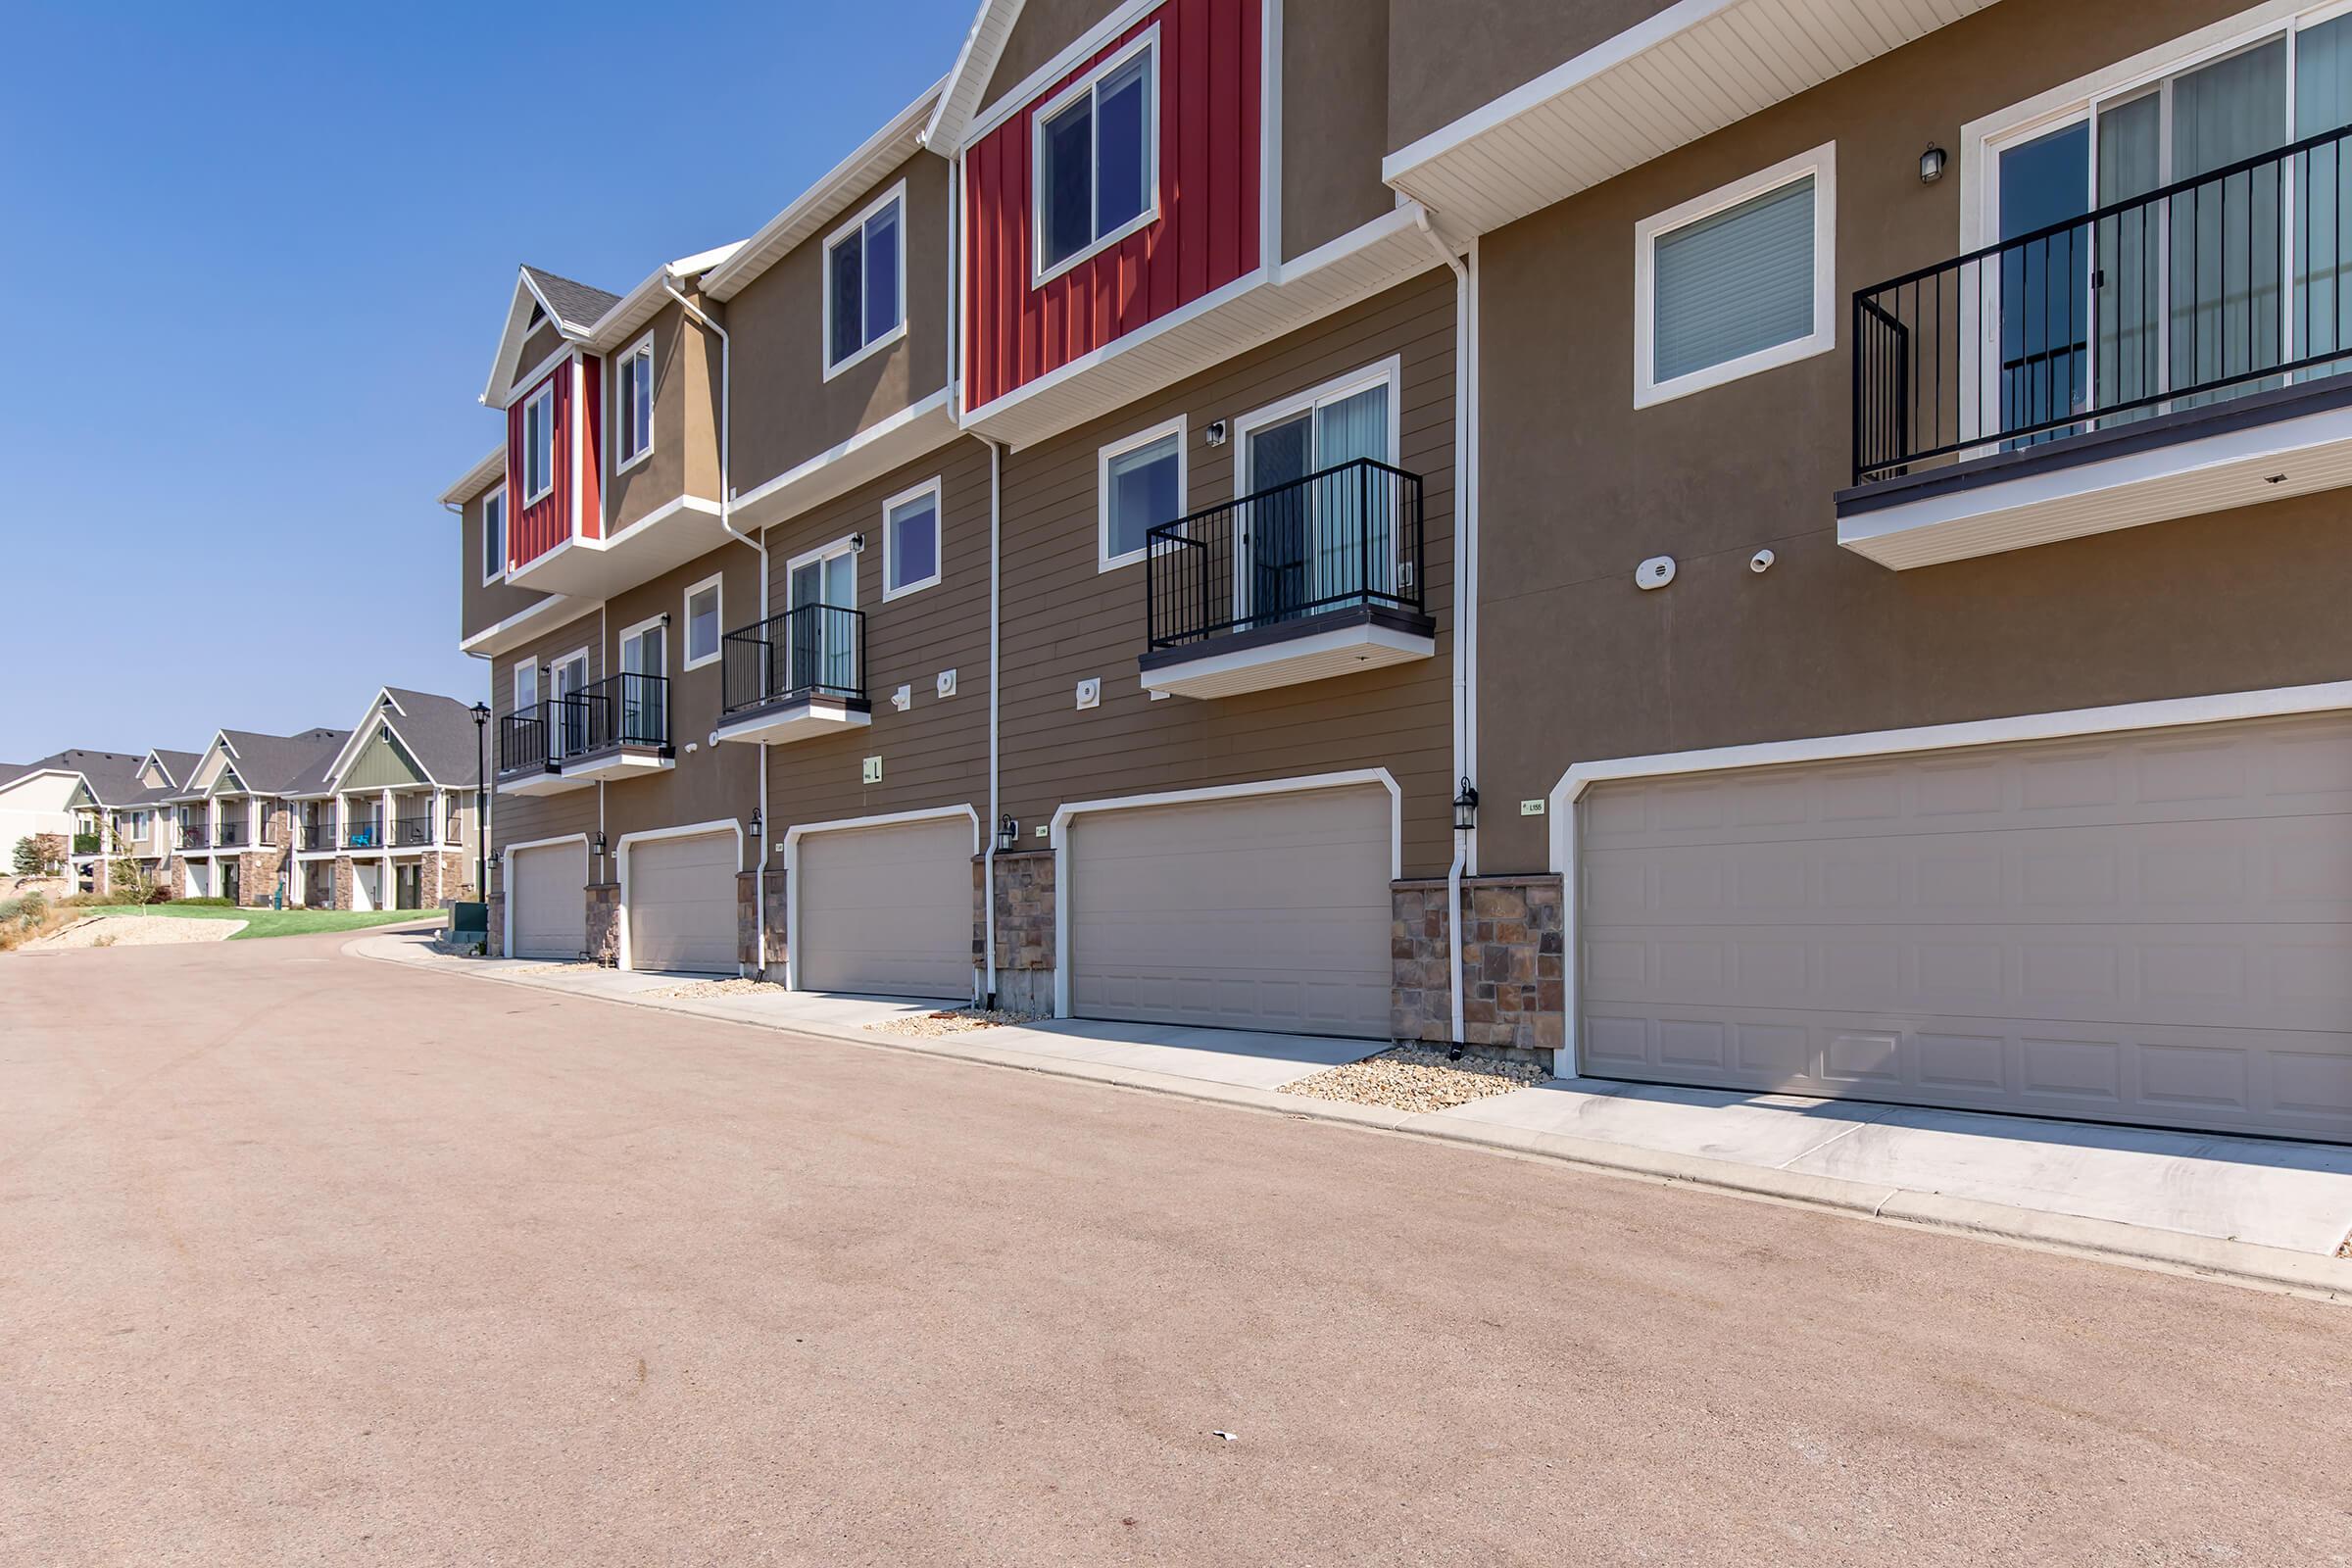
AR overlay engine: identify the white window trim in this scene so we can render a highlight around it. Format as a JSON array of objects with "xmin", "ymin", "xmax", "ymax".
[
  {"xmin": 512, "ymin": 661, "xmax": 539, "ymax": 716},
  {"xmin": 617, "ymin": 612, "xmax": 667, "ymax": 677},
  {"xmin": 822, "ymin": 179, "xmax": 910, "ymax": 381},
  {"xmin": 549, "ymin": 646, "xmax": 592, "ymax": 698},
  {"xmin": 681, "ymin": 572, "xmax": 725, "ymax": 672},
  {"xmin": 880, "ymin": 475, "xmax": 945, "ymax": 602},
  {"xmin": 521, "ymin": 381, "xmax": 557, "ymax": 503},
  {"xmin": 480, "ymin": 484, "xmax": 509, "ymax": 587},
  {"xmin": 785, "ymin": 533, "xmax": 862, "ymax": 593},
  {"xmin": 612, "ymin": 331, "xmax": 656, "ymax": 476},
  {"xmin": 1231, "ymin": 357, "xmax": 1404, "ymax": 484},
  {"xmin": 1097, "ymin": 415, "xmax": 1188, "ymax": 571},
  {"xmin": 1031, "ymin": 26, "xmax": 1162, "ymax": 289},
  {"xmin": 1633, "ymin": 141, "xmax": 1838, "ymax": 410}
]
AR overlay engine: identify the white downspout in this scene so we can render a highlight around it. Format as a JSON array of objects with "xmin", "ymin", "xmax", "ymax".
[
  {"xmin": 978, "ymin": 432, "xmax": 1004, "ymax": 1006},
  {"xmin": 1416, "ymin": 208, "xmax": 1475, "ymax": 1048},
  {"xmin": 663, "ymin": 276, "xmax": 768, "ymax": 976}
]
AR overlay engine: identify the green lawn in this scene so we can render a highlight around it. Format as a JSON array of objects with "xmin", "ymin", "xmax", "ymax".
[{"xmin": 72, "ymin": 905, "xmax": 439, "ymax": 941}]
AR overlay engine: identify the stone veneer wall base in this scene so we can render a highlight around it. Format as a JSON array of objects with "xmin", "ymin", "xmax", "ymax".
[
  {"xmin": 1392, "ymin": 874, "xmax": 1565, "ymax": 1062},
  {"xmin": 585, "ymin": 883, "xmax": 619, "ymax": 965}
]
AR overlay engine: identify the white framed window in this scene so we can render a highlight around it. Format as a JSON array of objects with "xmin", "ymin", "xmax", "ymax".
[
  {"xmin": 512, "ymin": 660, "xmax": 539, "ymax": 717},
  {"xmin": 521, "ymin": 381, "xmax": 556, "ymax": 502},
  {"xmin": 824, "ymin": 181, "xmax": 907, "ymax": 378},
  {"xmin": 480, "ymin": 485, "xmax": 507, "ymax": 585},
  {"xmin": 1034, "ymin": 28, "xmax": 1158, "ymax": 285},
  {"xmin": 785, "ymin": 536, "xmax": 860, "ymax": 696},
  {"xmin": 682, "ymin": 573, "xmax": 724, "ymax": 671},
  {"xmin": 1098, "ymin": 416, "xmax": 1186, "ymax": 570},
  {"xmin": 614, "ymin": 332, "xmax": 655, "ymax": 472},
  {"xmin": 1634, "ymin": 142, "xmax": 1837, "ymax": 409},
  {"xmin": 1231, "ymin": 358, "xmax": 1405, "ymax": 619},
  {"xmin": 881, "ymin": 477, "xmax": 943, "ymax": 601}
]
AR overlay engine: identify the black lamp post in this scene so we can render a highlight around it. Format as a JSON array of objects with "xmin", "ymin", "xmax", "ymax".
[{"xmin": 469, "ymin": 701, "xmax": 490, "ymax": 898}]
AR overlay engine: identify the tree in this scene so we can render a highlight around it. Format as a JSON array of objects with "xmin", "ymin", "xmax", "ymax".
[
  {"xmin": 107, "ymin": 826, "xmax": 154, "ymax": 906},
  {"xmin": 10, "ymin": 836, "xmax": 36, "ymax": 878}
]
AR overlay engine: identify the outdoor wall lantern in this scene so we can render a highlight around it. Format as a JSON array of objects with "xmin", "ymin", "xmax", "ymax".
[
  {"xmin": 749, "ymin": 807, "xmax": 762, "ymax": 843},
  {"xmin": 997, "ymin": 815, "xmax": 1020, "ymax": 853},
  {"xmin": 1452, "ymin": 778, "xmax": 1480, "ymax": 833},
  {"xmin": 1920, "ymin": 143, "xmax": 1947, "ymax": 184}
]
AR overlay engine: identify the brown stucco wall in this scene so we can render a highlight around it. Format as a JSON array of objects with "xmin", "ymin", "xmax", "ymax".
[
  {"xmin": 1386, "ymin": 0, "xmax": 1675, "ymax": 152},
  {"xmin": 1471, "ymin": 0, "xmax": 2352, "ymax": 874},
  {"xmin": 1282, "ymin": 0, "xmax": 1393, "ymax": 260},
  {"xmin": 757, "ymin": 439, "xmax": 992, "ymax": 836},
  {"xmin": 602, "ymin": 301, "xmax": 709, "ymax": 536},
  {"xmin": 996, "ymin": 267, "xmax": 1458, "ymax": 878},
  {"xmin": 596, "ymin": 543, "xmax": 764, "ymax": 850},
  {"xmin": 727, "ymin": 151, "xmax": 952, "ymax": 493},
  {"xmin": 979, "ymin": 0, "xmax": 1108, "ymax": 108},
  {"xmin": 458, "ymin": 482, "xmax": 549, "ymax": 646}
]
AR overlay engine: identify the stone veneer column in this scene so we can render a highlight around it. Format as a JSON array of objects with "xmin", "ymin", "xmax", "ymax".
[
  {"xmin": 485, "ymin": 892, "xmax": 506, "ymax": 956},
  {"xmin": 734, "ymin": 870, "xmax": 789, "ymax": 975},
  {"xmin": 1390, "ymin": 875, "xmax": 1565, "ymax": 1060},
  {"xmin": 584, "ymin": 882, "xmax": 619, "ymax": 964},
  {"xmin": 982, "ymin": 850, "xmax": 1056, "ymax": 1014}
]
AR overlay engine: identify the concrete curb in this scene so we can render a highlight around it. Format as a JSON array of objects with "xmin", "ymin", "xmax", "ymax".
[{"xmin": 348, "ymin": 936, "xmax": 2352, "ymax": 1301}]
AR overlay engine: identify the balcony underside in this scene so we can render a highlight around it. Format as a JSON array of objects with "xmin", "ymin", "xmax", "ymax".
[
  {"xmin": 1837, "ymin": 377, "xmax": 2352, "ymax": 570},
  {"xmin": 507, "ymin": 496, "xmax": 728, "ymax": 599},
  {"xmin": 496, "ymin": 766, "xmax": 594, "ymax": 799},
  {"xmin": 1140, "ymin": 605, "xmax": 1437, "ymax": 701},
  {"xmin": 711, "ymin": 695, "xmax": 872, "ymax": 748},
  {"xmin": 561, "ymin": 745, "xmax": 674, "ymax": 783}
]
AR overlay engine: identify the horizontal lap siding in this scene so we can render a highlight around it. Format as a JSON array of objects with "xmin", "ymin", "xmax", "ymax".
[
  {"xmin": 491, "ymin": 612, "xmax": 604, "ymax": 855},
  {"xmin": 509, "ymin": 362, "xmax": 572, "ymax": 567},
  {"xmin": 599, "ymin": 545, "xmax": 763, "ymax": 848},
  {"xmin": 760, "ymin": 441, "xmax": 992, "ymax": 834},
  {"xmin": 964, "ymin": 0, "xmax": 1261, "ymax": 411},
  {"xmin": 997, "ymin": 270, "xmax": 1457, "ymax": 877}
]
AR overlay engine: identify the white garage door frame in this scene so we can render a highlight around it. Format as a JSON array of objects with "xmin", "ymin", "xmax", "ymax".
[
  {"xmin": 615, "ymin": 818, "xmax": 744, "ymax": 974},
  {"xmin": 1048, "ymin": 768, "xmax": 1404, "ymax": 1020},
  {"xmin": 502, "ymin": 832, "xmax": 589, "ymax": 960},
  {"xmin": 780, "ymin": 804, "xmax": 981, "ymax": 995},
  {"xmin": 1544, "ymin": 680, "xmax": 2352, "ymax": 1080}
]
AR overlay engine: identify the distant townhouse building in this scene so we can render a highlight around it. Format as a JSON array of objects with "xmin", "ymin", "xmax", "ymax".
[
  {"xmin": 286, "ymin": 688, "xmax": 485, "ymax": 912},
  {"xmin": 439, "ymin": 0, "xmax": 2352, "ymax": 1147}
]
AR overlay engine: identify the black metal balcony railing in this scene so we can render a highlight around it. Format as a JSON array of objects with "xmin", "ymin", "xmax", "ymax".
[
  {"xmin": 499, "ymin": 710, "xmax": 550, "ymax": 774},
  {"xmin": 304, "ymin": 821, "xmax": 336, "ymax": 851},
  {"xmin": 1145, "ymin": 458, "xmax": 1425, "ymax": 650},
  {"xmin": 722, "ymin": 603, "xmax": 868, "ymax": 714},
  {"xmin": 573, "ymin": 672, "xmax": 669, "ymax": 754},
  {"xmin": 344, "ymin": 818, "xmax": 383, "ymax": 851},
  {"xmin": 391, "ymin": 814, "xmax": 437, "ymax": 847},
  {"xmin": 73, "ymin": 832, "xmax": 100, "ymax": 857},
  {"xmin": 179, "ymin": 822, "xmax": 209, "ymax": 851},
  {"xmin": 1855, "ymin": 122, "xmax": 2352, "ymax": 486},
  {"xmin": 215, "ymin": 820, "xmax": 247, "ymax": 849}
]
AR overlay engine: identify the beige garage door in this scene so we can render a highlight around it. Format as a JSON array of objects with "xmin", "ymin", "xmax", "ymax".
[
  {"xmin": 1068, "ymin": 785, "xmax": 1393, "ymax": 1038},
  {"xmin": 1577, "ymin": 713, "xmax": 2352, "ymax": 1143},
  {"xmin": 510, "ymin": 842, "xmax": 586, "ymax": 960},
  {"xmin": 796, "ymin": 816, "xmax": 973, "ymax": 999},
  {"xmin": 627, "ymin": 831, "xmax": 737, "ymax": 974}
]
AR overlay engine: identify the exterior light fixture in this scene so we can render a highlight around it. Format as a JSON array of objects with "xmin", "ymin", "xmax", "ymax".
[
  {"xmin": 749, "ymin": 806, "xmax": 762, "ymax": 842},
  {"xmin": 592, "ymin": 829, "xmax": 608, "ymax": 862},
  {"xmin": 1920, "ymin": 143, "xmax": 1947, "ymax": 184},
  {"xmin": 1452, "ymin": 778, "xmax": 1480, "ymax": 833},
  {"xmin": 997, "ymin": 814, "xmax": 1019, "ymax": 853}
]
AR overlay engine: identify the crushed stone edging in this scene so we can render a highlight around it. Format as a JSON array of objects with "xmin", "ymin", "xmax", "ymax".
[{"xmin": 346, "ymin": 934, "xmax": 2352, "ymax": 1303}]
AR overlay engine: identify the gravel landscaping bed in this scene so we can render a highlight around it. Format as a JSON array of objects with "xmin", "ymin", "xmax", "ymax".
[
  {"xmin": 650, "ymin": 977, "xmax": 788, "ymax": 1000},
  {"xmin": 867, "ymin": 1007, "xmax": 1045, "ymax": 1038},
  {"xmin": 30, "ymin": 914, "xmax": 247, "ymax": 950},
  {"xmin": 1280, "ymin": 1046, "xmax": 1548, "ymax": 1113}
]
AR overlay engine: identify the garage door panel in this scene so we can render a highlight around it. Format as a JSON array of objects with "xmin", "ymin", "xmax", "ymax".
[
  {"xmin": 512, "ymin": 844, "xmax": 587, "ymax": 960},
  {"xmin": 1070, "ymin": 788, "xmax": 1392, "ymax": 1039},
  {"xmin": 628, "ymin": 833, "xmax": 738, "ymax": 974},
  {"xmin": 797, "ymin": 818, "xmax": 971, "ymax": 1000},
  {"xmin": 1582, "ymin": 713, "xmax": 2352, "ymax": 1143}
]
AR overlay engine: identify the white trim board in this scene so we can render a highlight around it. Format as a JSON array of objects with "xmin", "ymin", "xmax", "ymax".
[
  {"xmin": 778, "ymin": 804, "xmax": 983, "ymax": 995},
  {"xmin": 613, "ymin": 818, "xmax": 746, "ymax": 974},
  {"xmin": 1540, "ymin": 680, "xmax": 2352, "ymax": 1076},
  {"xmin": 1048, "ymin": 768, "xmax": 1404, "ymax": 1019}
]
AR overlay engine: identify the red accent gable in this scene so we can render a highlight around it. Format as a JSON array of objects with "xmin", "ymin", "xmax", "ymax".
[{"xmin": 963, "ymin": 0, "xmax": 1261, "ymax": 412}]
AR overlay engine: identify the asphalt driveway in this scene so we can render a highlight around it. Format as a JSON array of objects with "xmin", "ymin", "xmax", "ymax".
[{"xmin": 4, "ymin": 934, "xmax": 2349, "ymax": 1565}]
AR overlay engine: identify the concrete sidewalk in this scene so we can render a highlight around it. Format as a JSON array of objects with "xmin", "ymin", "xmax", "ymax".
[{"xmin": 355, "ymin": 932, "xmax": 2352, "ymax": 1293}]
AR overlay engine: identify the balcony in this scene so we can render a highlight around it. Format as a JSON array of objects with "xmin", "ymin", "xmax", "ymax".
[
  {"xmin": 558, "ymin": 672, "xmax": 674, "ymax": 782},
  {"xmin": 389, "ymin": 813, "xmax": 441, "ymax": 848},
  {"xmin": 72, "ymin": 832, "xmax": 100, "ymax": 857},
  {"xmin": 179, "ymin": 823, "xmax": 209, "ymax": 852},
  {"xmin": 1841, "ymin": 123, "xmax": 2352, "ymax": 569},
  {"xmin": 215, "ymin": 820, "xmax": 247, "ymax": 850},
  {"xmin": 712, "ymin": 604, "xmax": 871, "ymax": 747},
  {"xmin": 302, "ymin": 821, "xmax": 337, "ymax": 852},
  {"xmin": 496, "ymin": 705, "xmax": 591, "ymax": 798},
  {"xmin": 506, "ymin": 495, "xmax": 731, "ymax": 600},
  {"xmin": 342, "ymin": 818, "xmax": 384, "ymax": 851},
  {"xmin": 1140, "ymin": 459, "xmax": 1434, "ymax": 700}
]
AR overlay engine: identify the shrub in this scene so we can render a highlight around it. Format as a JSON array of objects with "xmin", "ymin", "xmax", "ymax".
[{"xmin": 174, "ymin": 896, "xmax": 235, "ymax": 907}]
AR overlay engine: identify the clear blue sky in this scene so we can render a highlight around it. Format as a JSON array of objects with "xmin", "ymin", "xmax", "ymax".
[{"xmin": 0, "ymin": 0, "xmax": 976, "ymax": 762}]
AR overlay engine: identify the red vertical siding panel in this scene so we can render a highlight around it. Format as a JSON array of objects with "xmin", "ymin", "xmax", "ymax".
[
  {"xmin": 1206, "ymin": 0, "xmax": 1239, "ymax": 287},
  {"xmin": 1178, "ymin": 0, "xmax": 1210, "ymax": 305},
  {"xmin": 1237, "ymin": 0, "xmax": 1261, "ymax": 270},
  {"xmin": 578, "ymin": 354, "xmax": 603, "ymax": 541}
]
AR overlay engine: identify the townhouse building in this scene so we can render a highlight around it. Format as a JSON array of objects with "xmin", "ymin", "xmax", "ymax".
[
  {"xmin": 442, "ymin": 0, "xmax": 2352, "ymax": 1148},
  {"xmin": 1, "ymin": 750, "xmax": 145, "ymax": 885}
]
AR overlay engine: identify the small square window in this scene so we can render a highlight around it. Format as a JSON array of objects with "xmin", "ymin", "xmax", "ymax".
[
  {"xmin": 683, "ymin": 576, "xmax": 723, "ymax": 670},
  {"xmin": 825, "ymin": 185, "xmax": 906, "ymax": 376},
  {"xmin": 1099, "ymin": 420, "xmax": 1184, "ymax": 569},
  {"xmin": 521, "ymin": 383, "xmax": 556, "ymax": 502},
  {"xmin": 481, "ymin": 486, "xmax": 507, "ymax": 583},
  {"xmin": 883, "ymin": 481, "xmax": 942, "ymax": 601},
  {"xmin": 615, "ymin": 336, "xmax": 654, "ymax": 469},
  {"xmin": 1035, "ymin": 34, "xmax": 1157, "ymax": 282}
]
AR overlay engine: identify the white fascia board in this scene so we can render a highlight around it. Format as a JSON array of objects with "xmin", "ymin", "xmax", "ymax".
[{"xmin": 438, "ymin": 444, "xmax": 508, "ymax": 507}]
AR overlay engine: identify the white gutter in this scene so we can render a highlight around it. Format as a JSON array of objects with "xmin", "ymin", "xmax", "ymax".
[
  {"xmin": 1416, "ymin": 210, "xmax": 1478, "ymax": 1046},
  {"xmin": 663, "ymin": 276, "xmax": 768, "ymax": 974}
]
